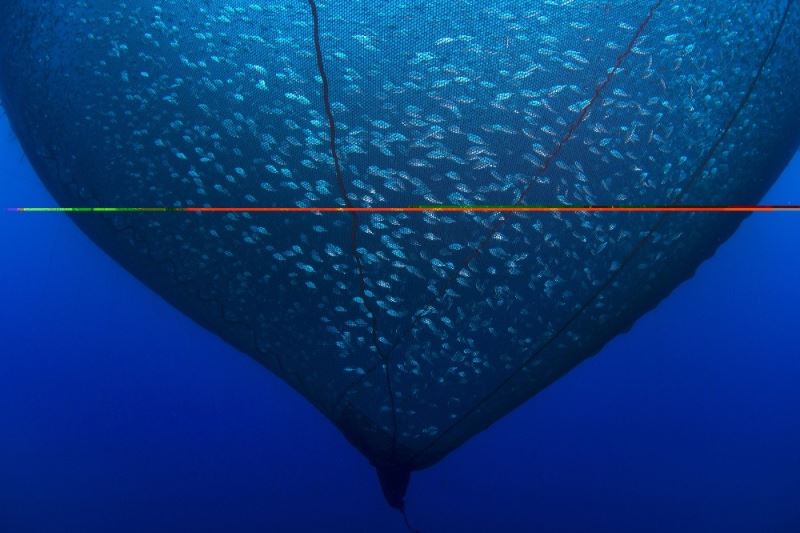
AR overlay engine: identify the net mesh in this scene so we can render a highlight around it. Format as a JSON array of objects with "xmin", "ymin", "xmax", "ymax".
[{"xmin": 1, "ymin": 0, "xmax": 798, "ymax": 474}]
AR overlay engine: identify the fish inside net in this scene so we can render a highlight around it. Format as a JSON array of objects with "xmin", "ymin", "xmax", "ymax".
[{"xmin": 0, "ymin": 0, "xmax": 798, "ymax": 510}]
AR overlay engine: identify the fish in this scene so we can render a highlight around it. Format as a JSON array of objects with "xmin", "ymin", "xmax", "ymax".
[{"xmin": 0, "ymin": 0, "xmax": 798, "ymax": 511}]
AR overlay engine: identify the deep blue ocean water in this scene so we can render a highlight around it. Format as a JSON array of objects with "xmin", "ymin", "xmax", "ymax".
[{"xmin": 1, "ymin": 102, "xmax": 798, "ymax": 533}]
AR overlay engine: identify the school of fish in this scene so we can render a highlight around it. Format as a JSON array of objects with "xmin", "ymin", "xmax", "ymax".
[{"xmin": 0, "ymin": 0, "xmax": 798, "ymax": 472}]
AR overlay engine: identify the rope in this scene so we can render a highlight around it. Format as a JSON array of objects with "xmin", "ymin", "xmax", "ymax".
[
  {"xmin": 331, "ymin": 0, "xmax": 663, "ymax": 426},
  {"xmin": 407, "ymin": 0, "xmax": 794, "ymax": 464},
  {"xmin": 401, "ymin": 507, "xmax": 422, "ymax": 533},
  {"xmin": 307, "ymin": 0, "xmax": 399, "ymax": 455}
]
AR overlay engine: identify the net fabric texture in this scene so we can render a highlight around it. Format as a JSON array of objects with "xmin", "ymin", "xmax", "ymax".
[{"xmin": 1, "ymin": 0, "xmax": 799, "ymax": 475}]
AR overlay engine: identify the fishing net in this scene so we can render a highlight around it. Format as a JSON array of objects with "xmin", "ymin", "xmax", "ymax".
[{"xmin": 1, "ymin": 0, "xmax": 798, "ymax": 508}]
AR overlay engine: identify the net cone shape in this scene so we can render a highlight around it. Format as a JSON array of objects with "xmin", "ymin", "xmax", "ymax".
[{"xmin": 2, "ymin": 0, "xmax": 799, "ymax": 506}]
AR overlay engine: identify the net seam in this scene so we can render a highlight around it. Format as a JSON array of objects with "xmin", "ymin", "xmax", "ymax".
[
  {"xmin": 307, "ymin": 0, "xmax": 399, "ymax": 455},
  {"xmin": 331, "ymin": 0, "xmax": 663, "ymax": 422},
  {"xmin": 406, "ymin": 0, "xmax": 795, "ymax": 465}
]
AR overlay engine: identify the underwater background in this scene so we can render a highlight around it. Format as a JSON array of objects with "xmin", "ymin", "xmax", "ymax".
[
  {"xmin": 1, "ymin": 112, "xmax": 799, "ymax": 532},
  {"xmin": 1, "ymin": 0, "xmax": 800, "ymax": 529}
]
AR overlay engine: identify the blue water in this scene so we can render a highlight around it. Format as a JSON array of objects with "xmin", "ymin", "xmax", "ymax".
[{"xmin": 1, "ymin": 105, "xmax": 798, "ymax": 532}]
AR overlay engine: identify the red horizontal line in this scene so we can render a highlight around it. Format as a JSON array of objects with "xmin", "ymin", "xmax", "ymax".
[
  {"xmin": 181, "ymin": 206, "xmax": 799, "ymax": 213},
  {"xmin": 9, "ymin": 206, "xmax": 800, "ymax": 213}
]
